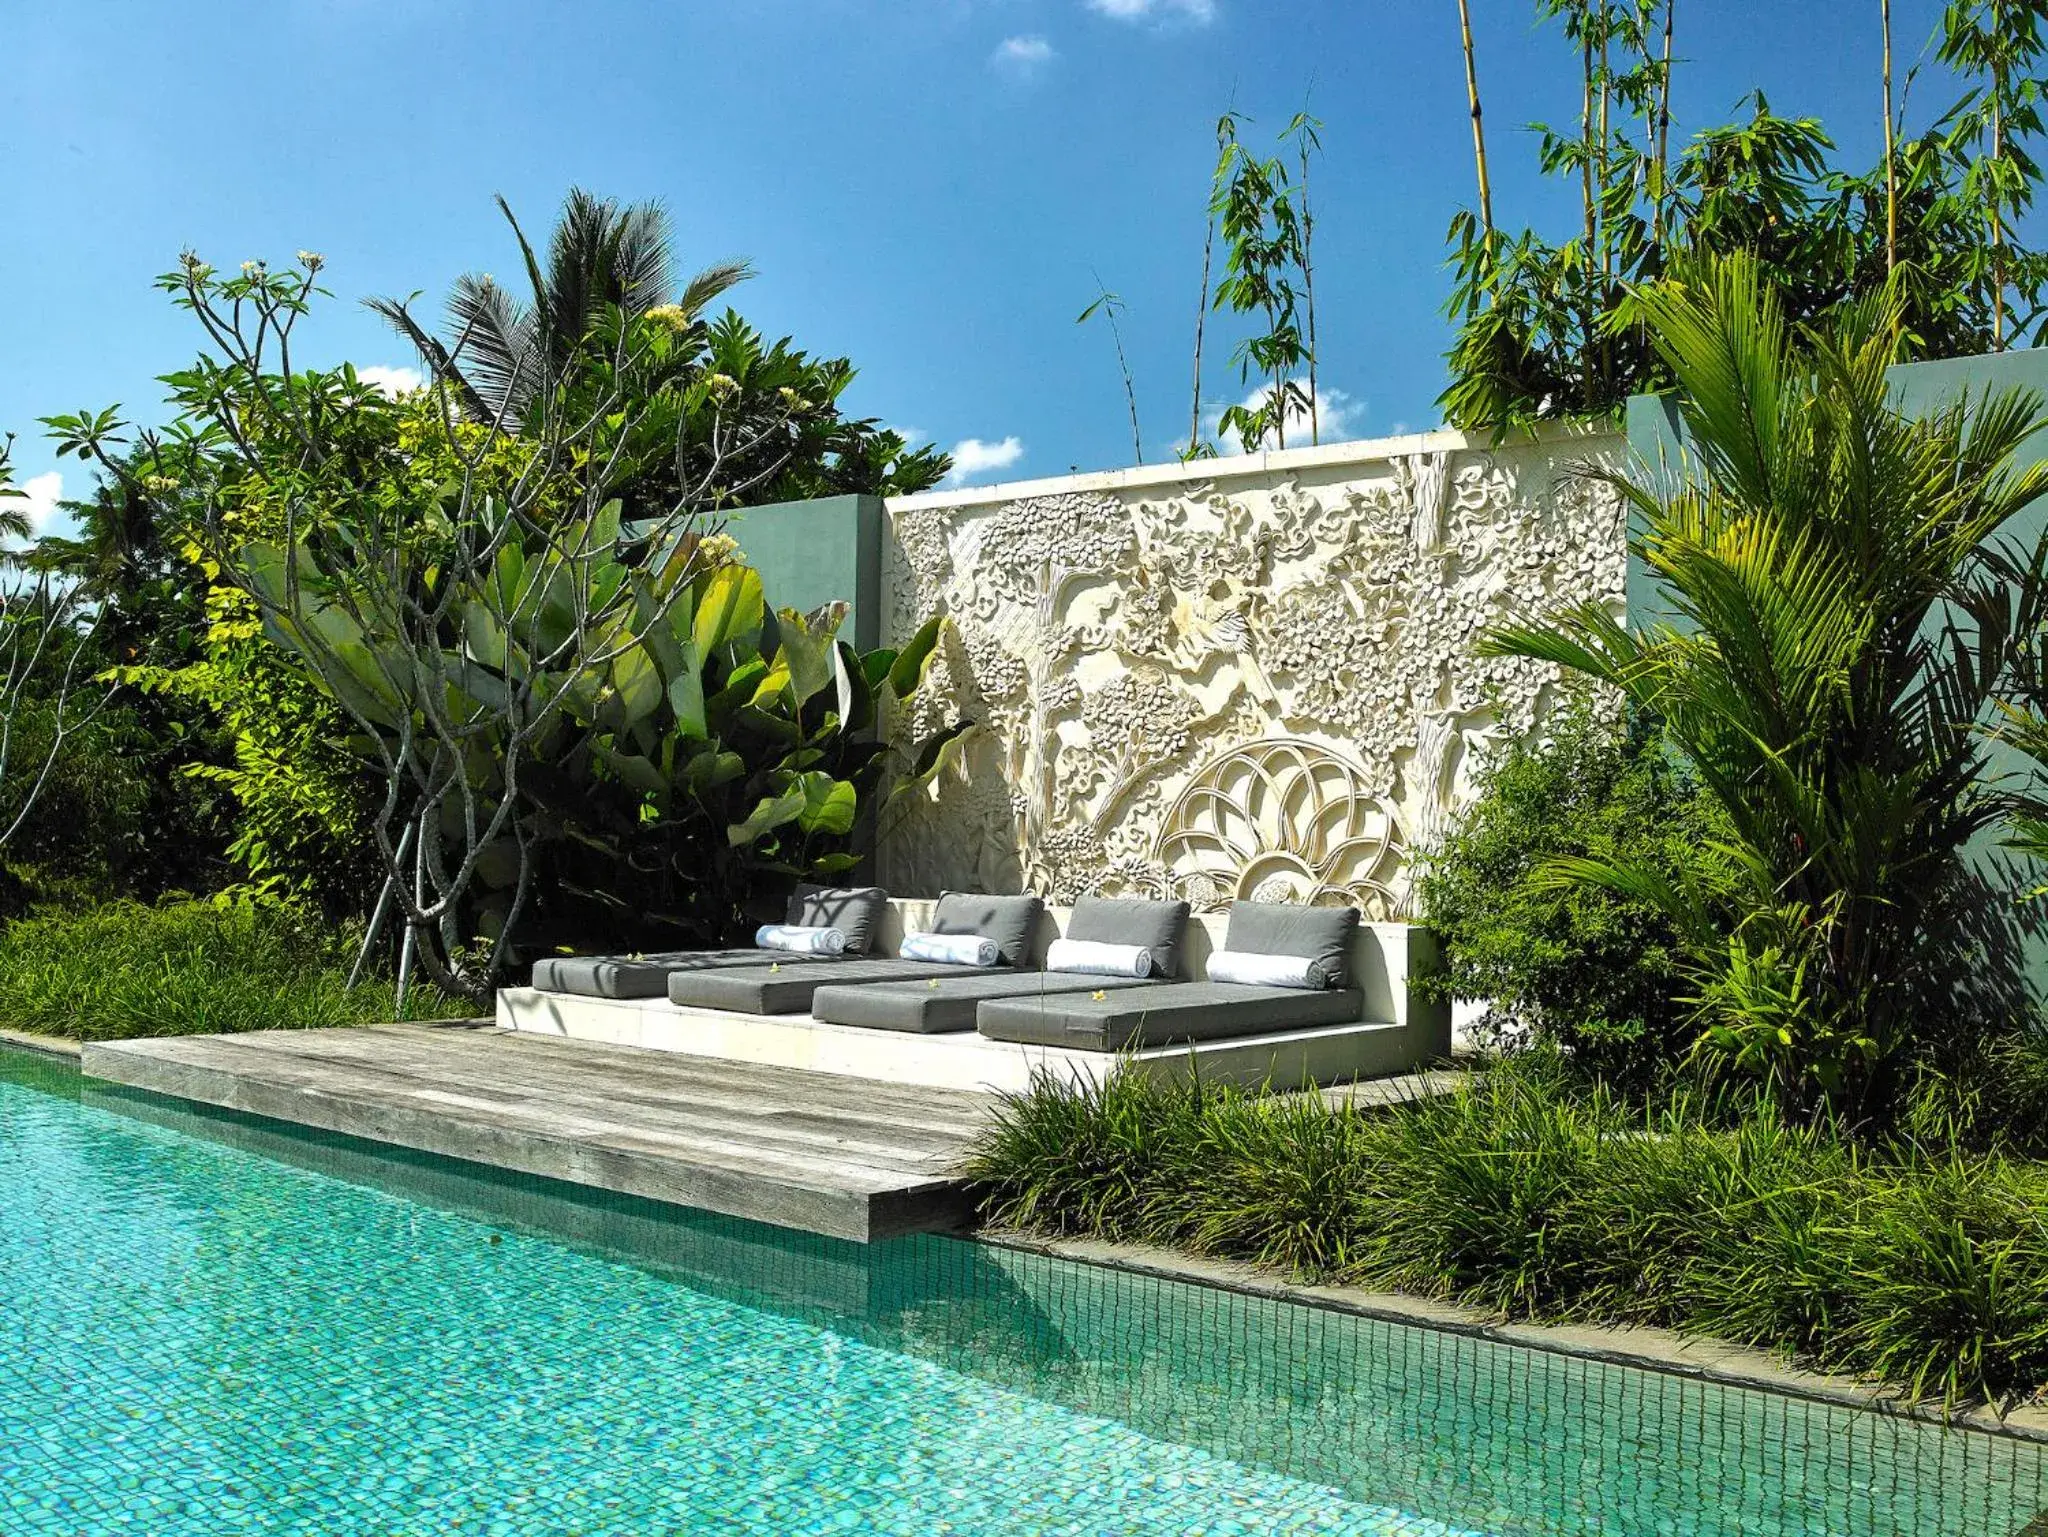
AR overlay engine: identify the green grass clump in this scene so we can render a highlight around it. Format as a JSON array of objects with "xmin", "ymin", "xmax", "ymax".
[
  {"xmin": 0, "ymin": 896, "xmax": 475, "ymax": 1041},
  {"xmin": 966, "ymin": 1057, "xmax": 2048, "ymax": 1408}
]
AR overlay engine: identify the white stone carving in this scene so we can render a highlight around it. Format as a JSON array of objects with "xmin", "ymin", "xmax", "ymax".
[{"xmin": 877, "ymin": 432, "xmax": 1628, "ymax": 913}]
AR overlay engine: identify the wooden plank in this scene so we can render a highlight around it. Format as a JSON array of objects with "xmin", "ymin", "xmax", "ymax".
[
  {"xmin": 81, "ymin": 1027, "xmax": 989, "ymax": 1244},
  {"xmin": 168, "ymin": 1033, "xmax": 972, "ymax": 1174},
  {"xmin": 233, "ymin": 1026, "xmax": 991, "ymax": 1149}
]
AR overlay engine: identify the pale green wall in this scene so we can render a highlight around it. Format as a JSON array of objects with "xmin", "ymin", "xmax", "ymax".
[{"xmin": 721, "ymin": 494, "xmax": 884, "ymax": 651}]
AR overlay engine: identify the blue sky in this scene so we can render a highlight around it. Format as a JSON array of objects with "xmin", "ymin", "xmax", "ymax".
[{"xmin": 1, "ymin": 0, "xmax": 1983, "ymax": 527}]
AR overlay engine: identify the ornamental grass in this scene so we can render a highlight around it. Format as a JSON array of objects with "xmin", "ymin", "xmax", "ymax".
[{"xmin": 967, "ymin": 1054, "xmax": 2048, "ymax": 1409}]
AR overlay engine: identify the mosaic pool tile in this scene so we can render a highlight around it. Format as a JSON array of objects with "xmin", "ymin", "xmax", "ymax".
[{"xmin": 0, "ymin": 1048, "xmax": 2042, "ymax": 1535}]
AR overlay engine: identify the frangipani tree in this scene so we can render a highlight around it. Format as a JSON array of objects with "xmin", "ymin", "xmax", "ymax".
[{"xmin": 50, "ymin": 250, "xmax": 963, "ymax": 1004}]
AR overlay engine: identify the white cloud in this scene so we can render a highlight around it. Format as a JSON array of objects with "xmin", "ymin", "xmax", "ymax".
[
  {"xmin": 943, "ymin": 435, "xmax": 1026, "ymax": 485},
  {"xmin": 8, "ymin": 471, "xmax": 64, "ymax": 541},
  {"xmin": 1203, "ymin": 379, "xmax": 1362, "ymax": 455},
  {"xmin": 1086, "ymin": 0, "xmax": 1216, "ymax": 23},
  {"xmin": 356, "ymin": 364, "xmax": 424, "ymax": 397},
  {"xmin": 991, "ymin": 34, "xmax": 1056, "ymax": 74}
]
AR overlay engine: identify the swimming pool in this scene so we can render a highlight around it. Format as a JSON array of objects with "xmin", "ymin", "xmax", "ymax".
[{"xmin": 2, "ymin": 1045, "xmax": 2041, "ymax": 1535}]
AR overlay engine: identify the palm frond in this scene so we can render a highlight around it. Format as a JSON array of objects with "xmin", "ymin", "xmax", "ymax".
[
  {"xmin": 675, "ymin": 259, "xmax": 755, "ymax": 319},
  {"xmin": 445, "ymin": 274, "xmax": 538, "ymax": 423},
  {"xmin": 362, "ymin": 294, "xmax": 495, "ymax": 422}
]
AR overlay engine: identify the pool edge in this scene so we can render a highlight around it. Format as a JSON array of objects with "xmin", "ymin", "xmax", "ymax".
[{"xmin": 977, "ymin": 1229, "xmax": 2048, "ymax": 1447}]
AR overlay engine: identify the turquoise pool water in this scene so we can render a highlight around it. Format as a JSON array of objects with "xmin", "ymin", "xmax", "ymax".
[{"xmin": 1, "ymin": 1047, "xmax": 2042, "ymax": 1535}]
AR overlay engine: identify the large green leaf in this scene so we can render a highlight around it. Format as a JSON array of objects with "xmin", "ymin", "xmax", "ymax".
[
  {"xmin": 693, "ymin": 563, "xmax": 765, "ymax": 656},
  {"xmin": 773, "ymin": 606, "xmax": 835, "ymax": 706},
  {"xmin": 610, "ymin": 642, "xmax": 663, "ymax": 726},
  {"xmin": 728, "ymin": 780, "xmax": 809, "ymax": 846},
  {"xmin": 832, "ymin": 640, "xmax": 872, "ymax": 734},
  {"xmin": 463, "ymin": 600, "xmax": 510, "ymax": 672},
  {"xmin": 885, "ymin": 719, "xmax": 978, "ymax": 810},
  {"xmin": 795, "ymin": 773, "xmax": 858, "ymax": 836},
  {"xmin": 748, "ymin": 661, "xmax": 795, "ymax": 708},
  {"xmin": 668, "ymin": 643, "xmax": 708, "ymax": 739},
  {"xmin": 885, "ymin": 614, "xmax": 948, "ymax": 699},
  {"xmin": 683, "ymin": 749, "xmax": 746, "ymax": 794},
  {"xmin": 593, "ymin": 744, "xmax": 668, "ymax": 795}
]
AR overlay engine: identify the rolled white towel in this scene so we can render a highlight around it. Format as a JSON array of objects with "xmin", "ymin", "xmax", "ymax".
[
  {"xmin": 1045, "ymin": 938, "xmax": 1156, "ymax": 978},
  {"xmin": 755, "ymin": 924, "xmax": 849, "ymax": 957},
  {"xmin": 1204, "ymin": 948, "xmax": 1330, "ymax": 990},
  {"xmin": 899, "ymin": 931, "xmax": 1001, "ymax": 967}
]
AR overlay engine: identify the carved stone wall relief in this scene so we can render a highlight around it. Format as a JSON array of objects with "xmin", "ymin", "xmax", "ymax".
[{"xmin": 877, "ymin": 433, "xmax": 1628, "ymax": 913}]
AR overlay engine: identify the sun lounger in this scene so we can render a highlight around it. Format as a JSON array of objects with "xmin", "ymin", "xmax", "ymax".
[
  {"xmin": 530, "ymin": 947, "xmax": 798, "ymax": 1000},
  {"xmin": 811, "ymin": 970, "xmax": 1158, "ymax": 1034},
  {"xmin": 528, "ymin": 883, "xmax": 888, "ymax": 999},
  {"xmin": 665, "ymin": 890, "xmax": 1044, "ymax": 1015},
  {"xmin": 975, "ymin": 898, "xmax": 1365, "ymax": 1050},
  {"xmin": 975, "ymin": 979, "xmax": 1366, "ymax": 1050},
  {"xmin": 668, "ymin": 956, "xmax": 1026, "ymax": 1014}
]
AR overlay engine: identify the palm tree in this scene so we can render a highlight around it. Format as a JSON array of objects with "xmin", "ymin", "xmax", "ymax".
[
  {"xmin": 1482, "ymin": 253, "xmax": 2048, "ymax": 1117},
  {"xmin": 369, "ymin": 187, "xmax": 752, "ymax": 425}
]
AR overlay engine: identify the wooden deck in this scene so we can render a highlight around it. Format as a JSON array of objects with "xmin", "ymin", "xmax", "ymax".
[{"xmin": 80, "ymin": 1022, "xmax": 994, "ymax": 1243}]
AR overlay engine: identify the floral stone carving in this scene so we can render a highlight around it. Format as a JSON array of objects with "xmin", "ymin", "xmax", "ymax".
[{"xmin": 877, "ymin": 432, "xmax": 1628, "ymax": 914}]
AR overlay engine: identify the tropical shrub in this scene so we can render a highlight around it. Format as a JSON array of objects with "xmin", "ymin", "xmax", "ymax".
[
  {"xmin": 0, "ymin": 895, "xmax": 472, "ymax": 1042},
  {"xmin": 118, "ymin": 581, "xmax": 382, "ymax": 911},
  {"xmin": 48, "ymin": 243, "xmax": 967, "ymax": 1003},
  {"xmin": 969, "ymin": 1058, "xmax": 2048, "ymax": 1408},
  {"xmin": 1483, "ymin": 254, "xmax": 2048, "ymax": 1118},
  {"xmin": 0, "ymin": 692, "xmax": 231, "ymax": 912},
  {"xmin": 1416, "ymin": 700, "xmax": 1724, "ymax": 1081}
]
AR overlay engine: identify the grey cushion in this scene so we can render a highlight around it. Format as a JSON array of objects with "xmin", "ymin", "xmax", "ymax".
[
  {"xmin": 785, "ymin": 884, "xmax": 888, "ymax": 954},
  {"xmin": 928, "ymin": 892, "xmax": 1043, "ymax": 968},
  {"xmin": 813, "ymin": 971, "xmax": 1153, "ymax": 1035},
  {"xmin": 1224, "ymin": 901, "xmax": 1361, "ymax": 988},
  {"xmin": 976, "ymin": 981, "xmax": 1364, "ymax": 1051},
  {"xmin": 668, "ymin": 957, "xmax": 1007, "ymax": 1015},
  {"xmin": 531, "ymin": 948, "xmax": 792, "ymax": 999},
  {"xmin": 1064, "ymin": 896, "xmax": 1193, "ymax": 980}
]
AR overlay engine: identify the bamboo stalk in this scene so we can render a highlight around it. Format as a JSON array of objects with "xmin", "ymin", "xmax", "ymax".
[
  {"xmin": 1458, "ymin": 0, "xmax": 1495, "ymax": 239},
  {"xmin": 1883, "ymin": 0, "xmax": 1898, "ymax": 272},
  {"xmin": 1191, "ymin": 215, "xmax": 1213, "ymax": 452},
  {"xmin": 1598, "ymin": 12, "xmax": 1613, "ymax": 279},
  {"xmin": 1994, "ymin": 0, "xmax": 2008, "ymax": 346},
  {"xmin": 1581, "ymin": 23, "xmax": 1598, "ymax": 407},
  {"xmin": 1654, "ymin": 0, "xmax": 1676, "ymax": 248},
  {"xmin": 1299, "ymin": 128, "xmax": 1320, "ymax": 445}
]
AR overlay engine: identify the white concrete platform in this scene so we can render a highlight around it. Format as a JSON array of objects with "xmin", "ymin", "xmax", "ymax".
[
  {"xmin": 496, "ymin": 987, "xmax": 1434, "ymax": 1095},
  {"xmin": 501, "ymin": 906, "xmax": 1452, "ymax": 1095}
]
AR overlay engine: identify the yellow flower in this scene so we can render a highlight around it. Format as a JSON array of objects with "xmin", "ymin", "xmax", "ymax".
[{"xmin": 1091, "ymin": 990, "xmax": 1107, "ymax": 1002}]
